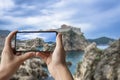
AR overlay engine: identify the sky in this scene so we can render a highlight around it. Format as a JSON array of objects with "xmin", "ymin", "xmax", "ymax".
[
  {"xmin": 0, "ymin": 0, "xmax": 120, "ymax": 39},
  {"xmin": 17, "ymin": 32, "xmax": 56, "ymax": 42}
]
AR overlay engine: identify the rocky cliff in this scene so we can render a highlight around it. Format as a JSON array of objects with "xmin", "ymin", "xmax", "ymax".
[
  {"xmin": 74, "ymin": 39, "xmax": 120, "ymax": 80},
  {"xmin": 16, "ymin": 37, "xmax": 56, "ymax": 51},
  {"xmin": 10, "ymin": 58, "xmax": 48, "ymax": 80},
  {"xmin": 26, "ymin": 37, "xmax": 44, "ymax": 47},
  {"xmin": 54, "ymin": 24, "xmax": 89, "ymax": 51},
  {"xmin": 16, "ymin": 37, "xmax": 44, "ymax": 51}
]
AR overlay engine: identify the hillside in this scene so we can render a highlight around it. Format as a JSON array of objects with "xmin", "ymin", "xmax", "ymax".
[
  {"xmin": 88, "ymin": 37, "xmax": 115, "ymax": 45},
  {"xmin": 54, "ymin": 24, "xmax": 89, "ymax": 51}
]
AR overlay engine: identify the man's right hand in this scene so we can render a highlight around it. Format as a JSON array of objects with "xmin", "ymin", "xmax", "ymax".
[{"xmin": 36, "ymin": 33, "xmax": 73, "ymax": 80}]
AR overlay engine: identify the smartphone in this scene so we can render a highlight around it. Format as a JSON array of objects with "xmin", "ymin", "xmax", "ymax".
[{"xmin": 15, "ymin": 31, "xmax": 58, "ymax": 52}]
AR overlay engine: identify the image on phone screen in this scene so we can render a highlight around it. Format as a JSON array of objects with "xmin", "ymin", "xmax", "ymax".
[{"xmin": 15, "ymin": 31, "xmax": 57, "ymax": 52}]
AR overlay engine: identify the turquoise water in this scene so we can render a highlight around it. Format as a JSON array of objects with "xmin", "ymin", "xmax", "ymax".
[
  {"xmin": 36, "ymin": 46, "xmax": 43, "ymax": 51},
  {"xmin": 66, "ymin": 51, "xmax": 84, "ymax": 74}
]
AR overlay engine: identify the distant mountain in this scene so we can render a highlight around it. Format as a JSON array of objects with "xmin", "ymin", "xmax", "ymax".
[
  {"xmin": 0, "ymin": 30, "xmax": 10, "ymax": 52},
  {"xmin": 88, "ymin": 37, "xmax": 115, "ymax": 45},
  {"xmin": 46, "ymin": 41, "xmax": 54, "ymax": 44},
  {"xmin": 0, "ymin": 30, "xmax": 10, "ymax": 37}
]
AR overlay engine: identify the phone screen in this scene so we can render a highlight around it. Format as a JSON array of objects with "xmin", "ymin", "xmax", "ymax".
[{"xmin": 15, "ymin": 31, "xmax": 57, "ymax": 52}]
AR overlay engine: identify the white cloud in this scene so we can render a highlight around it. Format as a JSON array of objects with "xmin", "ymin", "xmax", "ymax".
[
  {"xmin": 17, "ymin": 33, "xmax": 42, "ymax": 40},
  {"xmin": 0, "ymin": 0, "xmax": 14, "ymax": 16},
  {"xmin": 0, "ymin": 0, "xmax": 14, "ymax": 10}
]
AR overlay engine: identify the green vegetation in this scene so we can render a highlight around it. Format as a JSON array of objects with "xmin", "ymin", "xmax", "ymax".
[
  {"xmin": 62, "ymin": 29, "xmax": 77, "ymax": 48},
  {"xmin": 80, "ymin": 34, "xmax": 85, "ymax": 39},
  {"xmin": 68, "ymin": 29, "xmax": 76, "ymax": 37},
  {"xmin": 78, "ymin": 61, "xmax": 82, "ymax": 64},
  {"xmin": 95, "ymin": 55, "xmax": 100, "ymax": 61},
  {"xmin": 95, "ymin": 48, "xmax": 103, "ymax": 53},
  {"xmin": 68, "ymin": 29, "xmax": 76, "ymax": 47}
]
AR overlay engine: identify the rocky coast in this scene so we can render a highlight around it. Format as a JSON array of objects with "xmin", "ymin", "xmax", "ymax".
[{"xmin": 74, "ymin": 39, "xmax": 120, "ymax": 80}]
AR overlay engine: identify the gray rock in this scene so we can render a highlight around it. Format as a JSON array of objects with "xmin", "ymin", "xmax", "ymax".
[
  {"xmin": 54, "ymin": 24, "xmax": 89, "ymax": 51},
  {"xmin": 11, "ymin": 58, "xmax": 48, "ymax": 80},
  {"xmin": 74, "ymin": 39, "xmax": 120, "ymax": 80}
]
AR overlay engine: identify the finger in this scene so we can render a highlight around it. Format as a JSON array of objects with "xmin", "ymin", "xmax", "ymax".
[
  {"xmin": 12, "ymin": 47, "xmax": 17, "ymax": 54},
  {"xmin": 18, "ymin": 52, "xmax": 36, "ymax": 63},
  {"xmin": 36, "ymin": 52, "xmax": 48, "ymax": 62},
  {"xmin": 53, "ymin": 33, "xmax": 65, "ymax": 59},
  {"xmin": 16, "ymin": 52, "xmax": 21, "ymax": 56},
  {"xmin": 5, "ymin": 30, "xmax": 18, "ymax": 48},
  {"xmin": 56, "ymin": 33, "xmax": 63, "ymax": 49}
]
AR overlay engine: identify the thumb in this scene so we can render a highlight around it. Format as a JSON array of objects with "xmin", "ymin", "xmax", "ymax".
[
  {"xmin": 56, "ymin": 33, "xmax": 63, "ymax": 49},
  {"xmin": 53, "ymin": 33, "xmax": 65, "ymax": 58},
  {"xmin": 18, "ymin": 52, "xmax": 36, "ymax": 63}
]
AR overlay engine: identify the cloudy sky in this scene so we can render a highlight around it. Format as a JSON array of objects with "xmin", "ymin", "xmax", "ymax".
[
  {"xmin": 17, "ymin": 32, "xmax": 56, "ymax": 42},
  {"xmin": 0, "ymin": 0, "xmax": 120, "ymax": 39}
]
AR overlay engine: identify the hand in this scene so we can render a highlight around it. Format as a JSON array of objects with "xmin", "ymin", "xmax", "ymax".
[
  {"xmin": 0, "ymin": 31, "xmax": 36, "ymax": 80},
  {"xmin": 36, "ymin": 33, "xmax": 73, "ymax": 80}
]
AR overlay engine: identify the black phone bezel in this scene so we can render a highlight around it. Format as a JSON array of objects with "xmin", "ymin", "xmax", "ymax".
[{"xmin": 15, "ymin": 31, "xmax": 58, "ymax": 52}]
